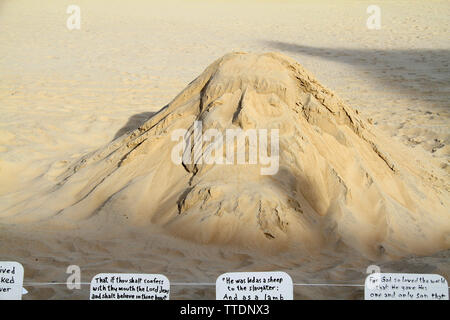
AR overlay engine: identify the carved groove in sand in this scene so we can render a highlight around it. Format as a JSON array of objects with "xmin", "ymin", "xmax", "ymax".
[{"xmin": 4, "ymin": 53, "xmax": 448, "ymax": 258}]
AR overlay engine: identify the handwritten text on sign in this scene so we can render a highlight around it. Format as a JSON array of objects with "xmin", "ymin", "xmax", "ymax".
[
  {"xmin": 90, "ymin": 273, "xmax": 170, "ymax": 300},
  {"xmin": 216, "ymin": 271, "xmax": 293, "ymax": 300},
  {"xmin": 0, "ymin": 261, "xmax": 24, "ymax": 300},
  {"xmin": 365, "ymin": 273, "xmax": 448, "ymax": 300}
]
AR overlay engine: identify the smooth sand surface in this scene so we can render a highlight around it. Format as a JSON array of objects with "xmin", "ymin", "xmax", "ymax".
[{"xmin": 0, "ymin": 0, "xmax": 449, "ymax": 299}]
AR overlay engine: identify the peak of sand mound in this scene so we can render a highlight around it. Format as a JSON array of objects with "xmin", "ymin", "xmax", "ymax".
[{"xmin": 3, "ymin": 52, "xmax": 449, "ymax": 259}]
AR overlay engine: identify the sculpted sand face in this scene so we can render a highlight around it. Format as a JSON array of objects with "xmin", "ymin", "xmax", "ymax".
[{"xmin": 1, "ymin": 52, "xmax": 448, "ymax": 259}]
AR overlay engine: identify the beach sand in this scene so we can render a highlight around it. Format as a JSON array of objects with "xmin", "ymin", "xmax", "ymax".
[{"xmin": 0, "ymin": 0, "xmax": 449, "ymax": 299}]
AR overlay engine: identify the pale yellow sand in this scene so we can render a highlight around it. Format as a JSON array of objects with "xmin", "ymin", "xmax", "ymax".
[{"xmin": 0, "ymin": 0, "xmax": 449, "ymax": 299}]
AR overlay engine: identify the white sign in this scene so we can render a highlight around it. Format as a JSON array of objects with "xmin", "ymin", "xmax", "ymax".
[
  {"xmin": 90, "ymin": 273, "xmax": 170, "ymax": 300},
  {"xmin": 0, "ymin": 261, "xmax": 24, "ymax": 300},
  {"xmin": 365, "ymin": 273, "xmax": 448, "ymax": 300},
  {"xmin": 216, "ymin": 271, "xmax": 293, "ymax": 300}
]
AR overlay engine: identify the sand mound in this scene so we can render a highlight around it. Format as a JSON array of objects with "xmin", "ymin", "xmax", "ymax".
[{"xmin": 2, "ymin": 52, "xmax": 449, "ymax": 259}]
